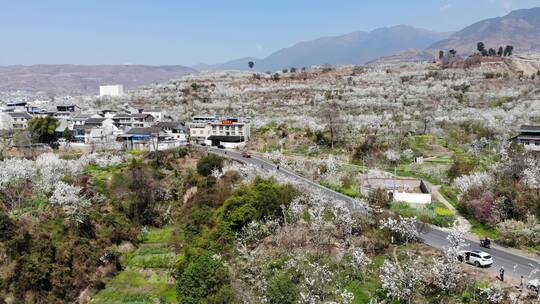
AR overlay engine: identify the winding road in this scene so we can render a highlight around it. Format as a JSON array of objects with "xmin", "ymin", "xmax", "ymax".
[{"xmin": 206, "ymin": 147, "xmax": 540, "ymax": 282}]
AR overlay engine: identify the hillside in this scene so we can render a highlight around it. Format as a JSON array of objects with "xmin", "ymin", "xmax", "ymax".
[
  {"xmin": 0, "ymin": 64, "xmax": 196, "ymax": 95},
  {"xmin": 430, "ymin": 7, "xmax": 540, "ymax": 54},
  {"xmin": 206, "ymin": 25, "xmax": 451, "ymax": 71},
  {"xmin": 367, "ymin": 48, "xmax": 437, "ymax": 65}
]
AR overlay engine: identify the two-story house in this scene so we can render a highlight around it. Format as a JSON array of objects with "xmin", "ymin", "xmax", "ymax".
[
  {"xmin": 8, "ymin": 112, "xmax": 33, "ymax": 130},
  {"xmin": 154, "ymin": 121, "xmax": 187, "ymax": 142}
]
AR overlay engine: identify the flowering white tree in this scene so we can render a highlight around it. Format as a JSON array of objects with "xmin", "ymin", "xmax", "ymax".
[
  {"xmin": 0, "ymin": 157, "xmax": 37, "ymax": 209},
  {"xmin": 347, "ymin": 246, "xmax": 372, "ymax": 279},
  {"xmin": 332, "ymin": 204, "xmax": 353, "ymax": 237},
  {"xmin": 479, "ymin": 283, "xmax": 504, "ymax": 304},
  {"xmin": 379, "ymin": 216, "xmax": 419, "ymax": 244},
  {"xmin": 323, "ymin": 154, "xmax": 339, "ymax": 181},
  {"xmin": 379, "ymin": 252, "xmax": 425, "ymax": 303},
  {"xmin": 452, "ymin": 172, "xmax": 492, "ymax": 200},
  {"xmin": 522, "ymin": 156, "xmax": 540, "ymax": 189},
  {"xmin": 429, "ymin": 255, "xmax": 463, "ymax": 292},
  {"xmin": 384, "ymin": 149, "xmax": 400, "ymax": 163},
  {"xmin": 49, "ymin": 181, "xmax": 90, "ymax": 224}
]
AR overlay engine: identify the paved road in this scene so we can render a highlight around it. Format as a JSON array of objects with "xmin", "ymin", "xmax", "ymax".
[{"xmin": 205, "ymin": 147, "xmax": 540, "ymax": 281}]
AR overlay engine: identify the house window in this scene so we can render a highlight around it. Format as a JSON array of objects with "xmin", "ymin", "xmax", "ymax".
[{"xmin": 535, "ymin": 141, "xmax": 540, "ymax": 146}]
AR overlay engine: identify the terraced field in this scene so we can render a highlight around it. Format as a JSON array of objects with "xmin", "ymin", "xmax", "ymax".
[{"xmin": 91, "ymin": 227, "xmax": 178, "ymax": 304}]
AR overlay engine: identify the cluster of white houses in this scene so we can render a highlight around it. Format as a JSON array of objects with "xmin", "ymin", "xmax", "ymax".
[{"xmin": 0, "ymin": 101, "xmax": 250, "ymax": 151}]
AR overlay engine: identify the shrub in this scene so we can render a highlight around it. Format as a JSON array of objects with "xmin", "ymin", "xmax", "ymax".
[
  {"xmin": 0, "ymin": 211, "xmax": 15, "ymax": 241},
  {"xmin": 447, "ymin": 155, "xmax": 475, "ymax": 180},
  {"xmin": 197, "ymin": 155, "xmax": 224, "ymax": 177},
  {"xmin": 367, "ymin": 189, "xmax": 391, "ymax": 208},
  {"xmin": 265, "ymin": 272, "xmax": 298, "ymax": 304}
]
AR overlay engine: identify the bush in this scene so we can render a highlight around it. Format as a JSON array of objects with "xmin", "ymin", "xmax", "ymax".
[
  {"xmin": 219, "ymin": 177, "xmax": 296, "ymax": 231},
  {"xmin": 265, "ymin": 272, "xmax": 298, "ymax": 304},
  {"xmin": 197, "ymin": 155, "xmax": 224, "ymax": 177}
]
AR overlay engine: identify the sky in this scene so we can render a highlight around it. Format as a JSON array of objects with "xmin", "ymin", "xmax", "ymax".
[{"xmin": 0, "ymin": 0, "xmax": 538, "ymax": 66}]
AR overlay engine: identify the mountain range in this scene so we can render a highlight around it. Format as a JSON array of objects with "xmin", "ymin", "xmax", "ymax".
[
  {"xmin": 1, "ymin": 7, "xmax": 540, "ymax": 94},
  {"xmin": 201, "ymin": 7, "xmax": 540, "ymax": 71},
  {"xmin": 430, "ymin": 7, "xmax": 540, "ymax": 54},
  {"xmin": 200, "ymin": 25, "xmax": 452, "ymax": 71}
]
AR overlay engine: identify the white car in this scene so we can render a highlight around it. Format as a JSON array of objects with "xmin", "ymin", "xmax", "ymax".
[
  {"xmin": 458, "ymin": 249, "xmax": 493, "ymax": 267},
  {"xmin": 527, "ymin": 278, "xmax": 539, "ymax": 292}
]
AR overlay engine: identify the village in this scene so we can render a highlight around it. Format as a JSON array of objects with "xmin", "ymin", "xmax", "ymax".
[{"xmin": 0, "ymin": 85, "xmax": 251, "ymax": 153}]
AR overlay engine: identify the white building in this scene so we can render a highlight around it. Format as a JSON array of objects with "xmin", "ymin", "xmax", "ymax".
[
  {"xmin": 188, "ymin": 116, "xmax": 251, "ymax": 148},
  {"xmin": 99, "ymin": 85, "xmax": 124, "ymax": 97},
  {"xmin": 362, "ymin": 178, "xmax": 432, "ymax": 208}
]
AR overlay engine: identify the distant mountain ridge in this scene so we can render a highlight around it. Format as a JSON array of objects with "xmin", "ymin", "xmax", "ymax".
[
  {"xmin": 0, "ymin": 64, "xmax": 196, "ymax": 94},
  {"xmin": 430, "ymin": 7, "xmax": 540, "ymax": 54},
  {"xmin": 199, "ymin": 25, "xmax": 452, "ymax": 71}
]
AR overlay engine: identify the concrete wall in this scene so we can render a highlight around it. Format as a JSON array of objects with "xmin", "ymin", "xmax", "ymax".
[
  {"xmin": 523, "ymin": 142, "xmax": 540, "ymax": 151},
  {"xmin": 393, "ymin": 191, "xmax": 432, "ymax": 207}
]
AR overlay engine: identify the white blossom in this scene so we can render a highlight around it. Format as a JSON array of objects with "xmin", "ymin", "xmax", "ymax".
[
  {"xmin": 379, "ymin": 252, "xmax": 425, "ymax": 302},
  {"xmin": 379, "ymin": 216, "xmax": 419, "ymax": 244},
  {"xmin": 479, "ymin": 283, "xmax": 504, "ymax": 304},
  {"xmin": 49, "ymin": 181, "xmax": 90, "ymax": 223}
]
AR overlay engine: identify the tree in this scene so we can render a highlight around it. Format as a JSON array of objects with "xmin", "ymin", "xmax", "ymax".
[
  {"xmin": 488, "ymin": 48, "xmax": 496, "ymax": 56},
  {"xmin": 248, "ymin": 61, "xmax": 254, "ymax": 69},
  {"xmin": 449, "ymin": 49, "xmax": 457, "ymax": 56},
  {"xmin": 49, "ymin": 181, "xmax": 90, "ymax": 224},
  {"xmin": 380, "ymin": 252, "xmax": 425, "ymax": 303},
  {"xmin": 447, "ymin": 155, "xmax": 475, "ymax": 180},
  {"xmin": 503, "ymin": 45, "xmax": 514, "ymax": 56},
  {"xmin": 28, "ymin": 115, "xmax": 58, "ymax": 144},
  {"xmin": 197, "ymin": 155, "xmax": 224, "ymax": 177},
  {"xmin": 63, "ymin": 128, "xmax": 74, "ymax": 142},
  {"xmin": 176, "ymin": 251, "xmax": 231, "ymax": 304},
  {"xmin": 129, "ymin": 165, "xmax": 157, "ymax": 225},
  {"xmin": 319, "ymin": 100, "xmax": 343, "ymax": 149},
  {"xmin": 265, "ymin": 272, "xmax": 298, "ymax": 304},
  {"xmin": 477, "ymin": 42, "xmax": 486, "ymax": 54},
  {"xmin": 439, "ymin": 50, "xmax": 444, "ymax": 59},
  {"xmin": 379, "ymin": 216, "xmax": 419, "ymax": 244},
  {"xmin": 497, "ymin": 46, "xmax": 503, "ymax": 56},
  {"xmin": 290, "ymin": 67, "xmax": 297, "ymax": 73},
  {"xmin": 347, "ymin": 246, "xmax": 372, "ymax": 280}
]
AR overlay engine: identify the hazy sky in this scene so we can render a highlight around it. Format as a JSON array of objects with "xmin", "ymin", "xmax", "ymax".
[{"xmin": 0, "ymin": 0, "xmax": 538, "ymax": 66}]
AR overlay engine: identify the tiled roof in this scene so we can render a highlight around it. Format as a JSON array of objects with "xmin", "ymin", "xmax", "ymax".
[
  {"xmin": 85, "ymin": 117, "xmax": 107, "ymax": 124},
  {"xmin": 8, "ymin": 112, "xmax": 32, "ymax": 119},
  {"xmin": 520, "ymin": 125, "xmax": 540, "ymax": 132},
  {"xmin": 154, "ymin": 121, "xmax": 183, "ymax": 128},
  {"xmin": 126, "ymin": 127, "xmax": 160, "ymax": 135}
]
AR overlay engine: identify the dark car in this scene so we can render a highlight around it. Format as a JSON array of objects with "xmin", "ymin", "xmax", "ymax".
[
  {"xmin": 217, "ymin": 144, "xmax": 225, "ymax": 149},
  {"xmin": 241, "ymin": 151, "xmax": 251, "ymax": 158}
]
